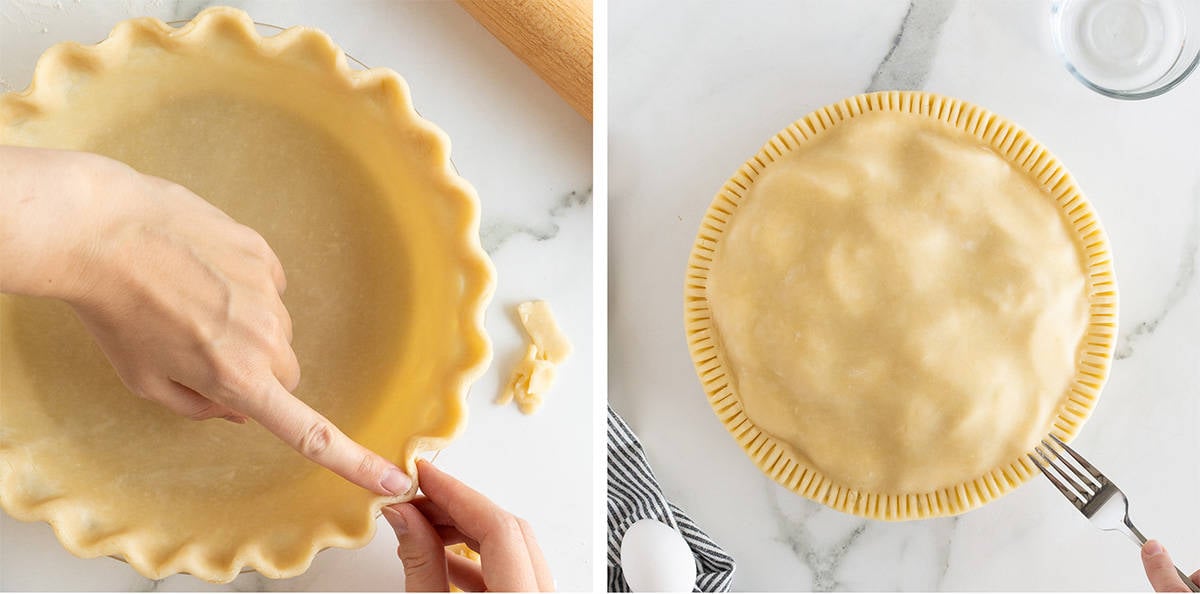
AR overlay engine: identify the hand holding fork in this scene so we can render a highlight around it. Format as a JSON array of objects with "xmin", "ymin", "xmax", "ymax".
[
  {"xmin": 1030, "ymin": 435, "xmax": 1199, "ymax": 592},
  {"xmin": 1142, "ymin": 541, "xmax": 1200, "ymax": 592}
]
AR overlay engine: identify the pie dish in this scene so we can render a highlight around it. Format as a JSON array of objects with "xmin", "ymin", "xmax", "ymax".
[
  {"xmin": 684, "ymin": 91, "xmax": 1117, "ymax": 520},
  {"xmin": 0, "ymin": 7, "xmax": 493, "ymax": 581}
]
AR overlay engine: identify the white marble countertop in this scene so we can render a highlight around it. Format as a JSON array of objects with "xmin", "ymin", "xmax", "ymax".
[
  {"xmin": 0, "ymin": 0, "xmax": 592, "ymax": 590},
  {"xmin": 610, "ymin": 0, "xmax": 1199, "ymax": 591}
]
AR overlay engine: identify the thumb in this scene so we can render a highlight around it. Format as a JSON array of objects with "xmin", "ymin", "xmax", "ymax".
[
  {"xmin": 1142, "ymin": 540, "xmax": 1194, "ymax": 592},
  {"xmin": 385, "ymin": 504, "xmax": 449, "ymax": 592}
]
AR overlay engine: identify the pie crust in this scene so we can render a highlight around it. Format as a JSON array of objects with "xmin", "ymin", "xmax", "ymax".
[
  {"xmin": 684, "ymin": 91, "xmax": 1117, "ymax": 520},
  {"xmin": 0, "ymin": 8, "xmax": 493, "ymax": 581}
]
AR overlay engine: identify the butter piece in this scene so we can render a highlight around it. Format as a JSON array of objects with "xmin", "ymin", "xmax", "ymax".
[{"xmin": 498, "ymin": 300, "xmax": 571, "ymax": 414}]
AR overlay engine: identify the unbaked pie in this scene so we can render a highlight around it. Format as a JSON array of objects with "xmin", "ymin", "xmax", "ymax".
[
  {"xmin": 0, "ymin": 8, "xmax": 493, "ymax": 581},
  {"xmin": 685, "ymin": 91, "xmax": 1116, "ymax": 519}
]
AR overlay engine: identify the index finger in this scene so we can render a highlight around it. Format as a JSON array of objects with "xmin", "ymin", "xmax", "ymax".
[
  {"xmin": 235, "ymin": 379, "xmax": 413, "ymax": 497},
  {"xmin": 416, "ymin": 460, "xmax": 539, "ymax": 592}
]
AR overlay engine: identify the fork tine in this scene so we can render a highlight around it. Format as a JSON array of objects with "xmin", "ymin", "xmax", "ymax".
[
  {"xmin": 1049, "ymin": 434, "xmax": 1107, "ymax": 486},
  {"xmin": 1043, "ymin": 438, "xmax": 1104, "ymax": 490},
  {"xmin": 1036, "ymin": 444, "xmax": 1093, "ymax": 499},
  {"xmin": 1029, "ymin": 448, "xmax": 1085, "ymax": 509}
]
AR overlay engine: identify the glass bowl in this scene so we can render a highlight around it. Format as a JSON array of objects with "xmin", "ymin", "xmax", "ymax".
[{"xmin": 1052, "ymin": 0, "xmax": 1200, "ymax": 99}]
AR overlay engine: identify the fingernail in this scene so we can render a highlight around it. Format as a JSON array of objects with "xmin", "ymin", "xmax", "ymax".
[
  {"xmin": 381, "ymin": 467, "xmax": 412, "ymax": 496},
  {"xmin": 1145, "ymin": 540, "xmax": 1165, "ymax": 556},
  {"xmin": 382, "ymin": 505, "xmax": 408, "ymax": 534}
]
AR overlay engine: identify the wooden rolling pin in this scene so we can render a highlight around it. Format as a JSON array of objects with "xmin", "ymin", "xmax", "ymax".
[{"xmin": 457, "ymin": 0, "xmax": 593, "ymax": 121}]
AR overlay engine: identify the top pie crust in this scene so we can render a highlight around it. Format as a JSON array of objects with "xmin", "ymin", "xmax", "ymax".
[
  {"xmin": 0, "ymin": 8, "xmax": 493, "ymax": 581},
  {"xmin": 685, "ymin": 92, "xmax": 1117, "ymax": 520}
]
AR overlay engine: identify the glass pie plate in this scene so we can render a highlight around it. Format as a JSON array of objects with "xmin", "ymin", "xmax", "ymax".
[{"xmin": 0, "ymin": 7, "xmax": 493, "ymax": 582}]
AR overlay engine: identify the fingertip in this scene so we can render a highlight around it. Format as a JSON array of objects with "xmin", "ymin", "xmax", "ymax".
[
  {"xmin": 412, "ymin": 460, "xmax": 449, "ymax": 500},
  {"xmin": 1144, "ymin": 540, "xmax": 1165, "ymax": 557},
  {"xmin": 381, "ymin": 466, "xmax": 414, "ymax": 496},
  {"xmin": 382, "ymin": 503, "xmax": 412, "ymax": 535},
  {"xmin": 414, "ymin": 458, "xmax": 446, "ymax": 490}
]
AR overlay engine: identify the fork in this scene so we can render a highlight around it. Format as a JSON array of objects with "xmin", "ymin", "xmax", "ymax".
[{"xmin": 1029, "ymin": 434, "xmax": 1200, "ymax": 592}]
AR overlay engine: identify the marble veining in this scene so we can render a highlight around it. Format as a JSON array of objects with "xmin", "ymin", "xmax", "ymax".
[
  {"xmin": 481, "ymin": 187, "xmax": 593, "ymax": 254},
  {"xmin": 867, "ymin": 0, "xmax": 955, "ymax": 92},
  {"xmin": 130, "ymin": 578, "xmax": 163, "ymax": 592},
  {"xmin": 1115, "ymin": 184, "xmax": 1200, "ymax": 360},
  {"xmin": 761, "ymin": 480, "xmax": 964, "ymax": 591},
  {"xmin": 933, "ymin": 519, "xmax": 957, "ymax": 587},
  {"xmin": 769, "ymin": 498, "xmax": 869, "ymax": 591}
]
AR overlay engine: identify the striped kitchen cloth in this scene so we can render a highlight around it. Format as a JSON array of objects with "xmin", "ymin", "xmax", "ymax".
[{"xmin": 607, "ymin": 406, "xmax": 736, "ymax": 592}]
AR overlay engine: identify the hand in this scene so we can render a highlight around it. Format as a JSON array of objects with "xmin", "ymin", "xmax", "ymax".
[
  {"xmin": 1143, "ymin": 540, "xmax": 1200, "ymax": 592},
  {"xmin": 0, "ymin": 146, "xmax": 411, "ymax": 497},
  {"xmin": 383, "ymin": 460, "xmax": 554, "ymax": 592}
]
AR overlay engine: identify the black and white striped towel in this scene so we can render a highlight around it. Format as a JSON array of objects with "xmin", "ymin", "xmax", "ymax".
[{"xmin": 607, "ymin": 406, "xmax": 736, "ymax": 592}]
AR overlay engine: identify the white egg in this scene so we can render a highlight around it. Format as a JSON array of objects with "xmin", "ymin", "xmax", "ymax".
[{"xmin": 619, "ymin": 518, "xmax": 698, "ymax": 592}]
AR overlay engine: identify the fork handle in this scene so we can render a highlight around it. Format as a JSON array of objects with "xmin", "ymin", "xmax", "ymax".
[
  {"xmin": 1124, "ymin": 521, "xmax": 1200, "ymax": 592},
  {"xmin": 1182, "ymin": 570, "xmax": 1200, "ymax": 592},
  {"xmin": 1173, "ymin": 566, "xmax": 1200, "ymax": 592}
]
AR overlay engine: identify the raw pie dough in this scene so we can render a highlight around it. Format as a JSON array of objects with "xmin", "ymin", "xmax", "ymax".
[
  {"xmin": 0, "ymin": 8, "xmax": 493, "ymax": 581},
  {"xmin": 685, "ymin": 92, "xmax": 1116, "ymax": 519},
  {"xmin": 498, "ymin": 300, "xmax": 572, "ymax": 414},
  {"xmin": 447, "ymin": 543, "xmax": 482, "ymax": 593}
]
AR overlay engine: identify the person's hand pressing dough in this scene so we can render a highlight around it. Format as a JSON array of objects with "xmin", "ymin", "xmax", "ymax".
[{"xmin": 0, "ymin": 146, "xmax": 413, "ymax": 497}]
